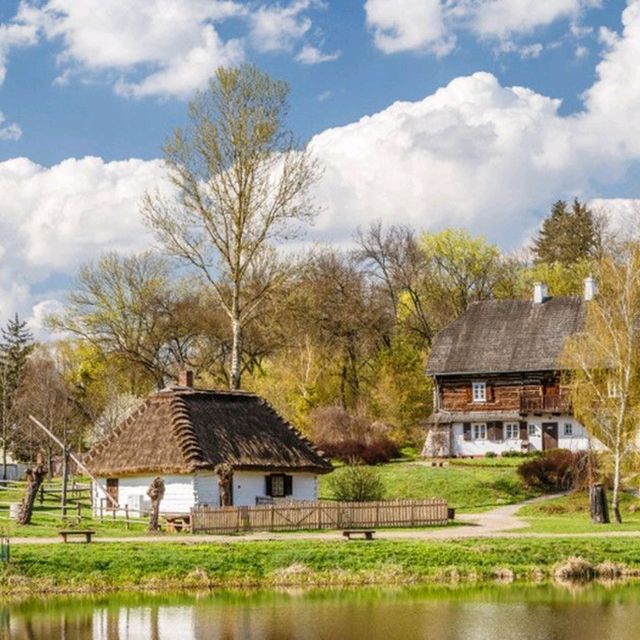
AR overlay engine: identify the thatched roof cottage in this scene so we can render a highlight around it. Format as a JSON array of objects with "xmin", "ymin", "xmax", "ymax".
[
  {"xmin": 423, "ymin": 279, "xmax": 599, "ymax": 457},
  {"xmin": 86, "ymin": 373, "xmax": 332, "ymax": 514}
]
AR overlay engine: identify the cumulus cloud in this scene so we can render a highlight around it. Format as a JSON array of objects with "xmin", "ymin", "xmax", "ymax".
[
  {"xmin": 365, "ymin": 0, "xmax": 454, "ymax": 55},
  {"xmin": 309, "ymin": 0, "xmax": 640, "ymax": 246},
  {"xmin": 295, "ymin": 44, "xmax": 341, "ymax": 64},
  {"xmin": 0, "ymin": 156, "xmax": 168, "ymax": 322},
  {"xmin": 365, "ymin": 0, "xmax": 601, "ymax": 56},
  {"xmin": 0, "ymin": 112, "xmax": 21, "ymax": 141},
  {"xmin": 249, "ymin": 0, "xmax": 317, "ymax": 53}
]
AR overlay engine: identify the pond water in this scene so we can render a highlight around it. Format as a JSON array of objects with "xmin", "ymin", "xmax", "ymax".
[{"xmin": 3, "ymin": 583, "xmax": 640, "ymax": 640}]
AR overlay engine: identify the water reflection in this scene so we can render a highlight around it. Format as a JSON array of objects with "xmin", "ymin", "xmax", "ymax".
[{"xmin": 3, "ymin": 583, "xmax": 640, "ymax": 640}]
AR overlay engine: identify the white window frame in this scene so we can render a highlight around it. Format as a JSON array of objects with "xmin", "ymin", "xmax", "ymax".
[
  {"xmin": 528, "ymin": 424, "xmax": 537, "ymax": 436},
  {"xmin": 472, "ymin": 423, "xmax": 487, "ymax": 440},
  {"xmin": 563, "ymin": 423, "xmax": 573, "ymax": 436},
  {"xmin": 472, "ymin": 381, "xmax": 487, "ymax": 403},
  {"xmin": 504, "ymin": 423, "xmax": 519, "ymax": 440}
]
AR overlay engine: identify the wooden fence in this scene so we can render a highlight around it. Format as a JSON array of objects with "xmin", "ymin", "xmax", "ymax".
[{"xmin": 191, "ymin": 499, "xmax": 448, "ymax": 534}]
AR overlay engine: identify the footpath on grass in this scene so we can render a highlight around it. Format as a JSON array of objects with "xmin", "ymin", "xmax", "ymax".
[{"xmin": 7, "ymin": 495, "xmax": 640, "ymax": 544}]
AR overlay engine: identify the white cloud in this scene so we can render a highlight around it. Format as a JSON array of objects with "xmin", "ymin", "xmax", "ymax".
[
  {"xmin": 0, "ymin": 7, "xmax": 39, "ymax": 85},
  {"xmin": 0, "ymin": 112, "xmax": 21, "ymax": 140},
  {"xmin": 0, "ymin": 155, "xmax": 168, "ymax": 322},
  {"xmin": 295, "ymin": 44, "xmax": 340, "ymax": 64},
  {"xmin": 495, "ymin": 41, "xmax": 543, "ymax": 59},
  {"xmin": 249, "ymin": 0, "xmax": 317, "ymax": 53},
  {"xmin": 364, "ymin": 0, "xmax": 455, "ymax": 55},
  {"xmin": 308, "ymin": 1, "xmax": 640, "ymax": 247}
]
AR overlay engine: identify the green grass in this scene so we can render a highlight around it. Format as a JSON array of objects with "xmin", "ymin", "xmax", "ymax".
[
  {"xmin": 4, "ymin": 537, "xmax": 640, "ymax": 594},
  {"xmin": 517, "ymin": 492, "xmax": 640, "ymax": 533},
  {"xmin": 319, "ymin": 459, "xmax": 538, "ymax": 511}
]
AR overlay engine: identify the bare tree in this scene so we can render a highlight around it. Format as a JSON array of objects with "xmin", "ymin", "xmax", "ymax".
[
  {"xmin": 17, "ymin": 454, "xmax": 46, "ymax": 525},
  {"xmin": 563, "ymin": 242, "xmax": 640, "ymax": 523},
  {"xmin": 147, "ymin": 477, "xmax": 166, "ymax": 532},
  {"xmin": 143, "ymin": 64, "xmax": 321, "ymax": 390}
]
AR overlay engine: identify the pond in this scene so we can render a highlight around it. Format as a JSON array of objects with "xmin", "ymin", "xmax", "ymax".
[{"xmin": 3, "ymin": 583, "xmax": 640, "ymax": 639}]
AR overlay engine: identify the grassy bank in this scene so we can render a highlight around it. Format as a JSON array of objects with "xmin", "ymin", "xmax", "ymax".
[
  {"xmin": 3, "ymin": 537, "xmax": 640, "ymax": 595},
  {"xmin": 319, "ymin": 458, "xmax": 538, "ymax": 511}
]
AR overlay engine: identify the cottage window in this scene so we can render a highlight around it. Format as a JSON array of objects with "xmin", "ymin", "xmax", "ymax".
[
  {"xmin": 472, "ymin": 382, "xmax": 487, "ymax": 402},
  {"xmin": 472, "ymin": 423, "xmax": 487, "ymax": 440},
  {"xmin": 528, "ymin": 424, "xmax": 537, "ymax": 436},
  {"xmin": 266, "ymin": 474, "xmax": 293, "ymax": 498},
  {"xmin": 564, "ymin": 423, "xmax": 573, "ymax": 436},
  {"xmin": 504, "ymin": 423, "xmax": 519, "ymax": 440},
  {"xmin": 607, "ymin": 380, "xmax": 621, "ymax": 398}
]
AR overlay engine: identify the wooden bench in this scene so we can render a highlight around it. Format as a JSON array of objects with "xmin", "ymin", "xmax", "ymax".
[
  {"xmin": 59, "ymin": 530, "xmax": 95, "ymax": 543},
  {"xmin": 342, "ymin": 529, "xmax": 375, "ymax": 541},
  {"xmin": 164, "ymin": 515, "xmax": 191, "ymax": 533}
]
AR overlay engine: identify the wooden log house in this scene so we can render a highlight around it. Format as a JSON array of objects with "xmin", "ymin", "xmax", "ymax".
[{"xmin": 423, "ymin": 278, "xmax": 602, "ymax": 457}]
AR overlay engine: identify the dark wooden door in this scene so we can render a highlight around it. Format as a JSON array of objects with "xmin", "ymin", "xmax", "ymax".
[{"xmin": 542, "ymin": 422, "xmax": 558, "ymax": 450}]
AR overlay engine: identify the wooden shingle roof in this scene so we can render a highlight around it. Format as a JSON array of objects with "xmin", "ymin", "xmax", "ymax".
[
  {"xmin": 427, "ymin": 296, "xmax": 585, "ymax": 376},
  {"xmin": 85, "ymin": 387, "xmax": 332, "ymax": 477}
]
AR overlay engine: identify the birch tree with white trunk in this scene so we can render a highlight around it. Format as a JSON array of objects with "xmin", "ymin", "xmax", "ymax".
[
  {"xmin": 143, "ymin": 64, "xmax": 321, "ymax": 390},
  {"xmin": 563, "ymin": 242, "xmax": 640, "ymax": 523}
]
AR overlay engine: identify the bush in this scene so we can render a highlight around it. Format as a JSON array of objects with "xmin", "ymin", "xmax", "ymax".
[
  {"xmin": 311, "ymin": 406, "xmax": 399, "ymax": 465},
  {"xmin": 518, "ymin": 449, "xmax": 597, "ymax": 492},
  {"xmin": 485, "ymin": 451, "xmax": 497, "ymax": 458},
  {"xmin": 328, "ymin": 464, "xmax": 385, "ymax": 502}
]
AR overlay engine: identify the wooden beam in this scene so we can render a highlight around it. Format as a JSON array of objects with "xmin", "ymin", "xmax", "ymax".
[{"xmin": 28, "ymin": 415, "xmax": 118, "ymax": 509}]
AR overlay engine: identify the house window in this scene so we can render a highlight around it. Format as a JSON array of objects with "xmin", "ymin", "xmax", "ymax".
[
  {"xmin": 266, "ymin": 474, "xmax": 292, "ymax": 498},
  {"xmin": 504, "ymin": 423, "xmax": 519, "ymax": 440},
  {"xmin": 564, "ymin": 423, "xmax": 573, "ymax": 436},
  {"xmin": 528, "ymin": 424, "xmax": 537, "ymax": 436},
  {"xmin": 472, "ymin": 423, "xmax": 487, "ymax": 440},
  {"xmin": 106, "ymin": 478, "xmax": 119, "ymax": 506},
  {"xmin": 472, "ymin": 382, "xmax": 487, "ymax": 402}
]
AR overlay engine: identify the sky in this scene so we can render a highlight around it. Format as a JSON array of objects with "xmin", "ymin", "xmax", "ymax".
[{"xmin": 0, "ymin": 0, "xmax": 639, "ymax": 333}]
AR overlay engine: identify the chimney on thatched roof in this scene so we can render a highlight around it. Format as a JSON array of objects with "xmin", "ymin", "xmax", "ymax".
[
  {"xmin": 583, "ymin": 276, "xmax": 597, "ymax": 301},
  {"xmin": 178, "ymin": 369, "xmax": 194, "ymax": 388}
]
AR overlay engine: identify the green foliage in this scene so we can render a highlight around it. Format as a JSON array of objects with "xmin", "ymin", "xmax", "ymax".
[
  {"xmin": 328, "ymin": 464, "xmax": 385, "ymax": 502},
  {"xmin": 533, "ymin": 199, "xmax": 601, "ymax": 266}
]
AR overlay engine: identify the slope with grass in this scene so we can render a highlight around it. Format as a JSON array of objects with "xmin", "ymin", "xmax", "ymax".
[{"xmin": 319, "ymin": 458, "xmax": 539, "ymax": 512}]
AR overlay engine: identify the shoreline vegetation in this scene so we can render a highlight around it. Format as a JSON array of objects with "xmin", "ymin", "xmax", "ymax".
[{"xmin": 3, "ymin": 538, "xmax": 640, "ymax": 596}]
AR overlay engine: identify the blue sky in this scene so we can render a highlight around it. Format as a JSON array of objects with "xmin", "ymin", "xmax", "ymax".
[{"xmin": 0, "ymin": 0, "xmax": 639, "ymax": 329}]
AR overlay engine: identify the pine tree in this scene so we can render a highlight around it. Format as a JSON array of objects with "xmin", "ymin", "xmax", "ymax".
[
  {"xmin": 0, "ymin": 314, "xmax": 34, "ymax": 478},
  {"xmin": 533, "ymin": 199, "xmax": 600, "ymax": 265}
]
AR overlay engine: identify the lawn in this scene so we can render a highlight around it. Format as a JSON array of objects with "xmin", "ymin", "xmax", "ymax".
[
  {"xmin": 319, "ymin": 458, "xmax": 539, "ymax": 511},
  {"xmin": 517, "ymin": 492, "xmax": 640, "ymax": 534},
  {"xmin": 4, "ymin": 537, "xmax": 640, "ymax": 594}
]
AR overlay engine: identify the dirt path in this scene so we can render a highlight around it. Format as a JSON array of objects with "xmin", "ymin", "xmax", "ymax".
[{"xmin": 9, "ymin": 494, "xmax": 640, "ymax": 544}]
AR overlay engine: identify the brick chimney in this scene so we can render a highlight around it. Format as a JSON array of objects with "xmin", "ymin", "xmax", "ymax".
[
  {"xmin": 178, "ymin": 370, "xmax": 194, "ymax": 388},
  {"xmin": 533, "ymin": 282, "xmax": 548, "ymax": 304}
]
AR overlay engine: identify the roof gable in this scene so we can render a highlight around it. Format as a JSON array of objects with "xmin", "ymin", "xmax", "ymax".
[
  {"xmin": 85, "ymin": 388, "xmax": 332, "ymax": 476},
  {"xmin": 427, "ymin": 297, "xmax": 585, "ymax": 375}
]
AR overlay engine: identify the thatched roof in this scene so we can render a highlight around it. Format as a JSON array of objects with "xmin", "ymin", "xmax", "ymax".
[
  {"xmin": 85, "ymin": 387, "xmax": 332, "ymax": 477},
  {"xmin": 427, "ymin": 296, "xmax": 585, "ymax": 376}
]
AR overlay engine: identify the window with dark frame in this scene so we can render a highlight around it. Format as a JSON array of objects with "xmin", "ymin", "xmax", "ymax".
[{"xmin": 265, "ymin": 474, "xmax": 292, "ymax": 498}]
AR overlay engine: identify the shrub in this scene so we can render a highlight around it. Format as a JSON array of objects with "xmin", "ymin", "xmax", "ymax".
[
  {"xmin": 328, "ymin": 463, "xmax": 386, "ymax": 502},
  {"xmin": 485, "ymin": 451, "xmax": 497, "ymax": 458},
  {"xmin": 317, "ymin": 438, "xmax": 400, "ymax": 465},
  {"xmin": 518, "ymin": 449, "xmax": 598, "ymax": 492}
]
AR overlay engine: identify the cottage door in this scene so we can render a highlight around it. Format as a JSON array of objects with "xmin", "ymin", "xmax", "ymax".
[{"xmin": 541, "ymin": 423, "xmax": 558, "ymax": 450}]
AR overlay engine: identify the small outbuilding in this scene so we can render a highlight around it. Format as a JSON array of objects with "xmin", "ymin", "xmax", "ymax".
[{"xmin": 85, "ymin": 376, "xmax": 332, "ymax": 515}]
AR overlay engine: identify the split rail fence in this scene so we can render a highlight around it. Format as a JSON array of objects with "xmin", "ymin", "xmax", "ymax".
[{"xmin": 191, "ymin": 499, "xmax": 448, "ymax": 534}]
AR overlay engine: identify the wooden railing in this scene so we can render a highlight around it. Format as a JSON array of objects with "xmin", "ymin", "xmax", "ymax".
[
  {"xmin": 520, "ymin": 393, "xmax": 571, "ymax": 413},
  {"xmin": 191, "ymin": 499, "xmax": 449, "ymax": 534}
]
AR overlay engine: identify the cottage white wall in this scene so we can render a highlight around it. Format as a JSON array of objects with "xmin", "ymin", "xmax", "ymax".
[
  {"xmin": 193, "ymin": 471, "xmax": 220, "ymax": 507},
  {"xmin": 451, "ymin": 416, "xmax": 598, "ymax": 456},
  {"xmin": 233, "ymin": 471, "xmax": 317, "ymax": 506},
  {"xmin": 93, "ymin": 474, "xmax": 196, "ymax": 516}
]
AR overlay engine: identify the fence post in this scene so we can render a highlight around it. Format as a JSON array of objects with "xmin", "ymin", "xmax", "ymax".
[
  {"xmin": 99, "ymin": 499, "xmax": 104, "ymax": 524},
  {"xmin": 125, "ymin": 505, "xmax": 130, "ymax": 530}
]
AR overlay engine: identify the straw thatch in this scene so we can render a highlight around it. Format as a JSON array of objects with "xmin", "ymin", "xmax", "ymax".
[
  {"xmin": 85, "ymin": 387, "xmax": 333, "ymax": 477},
  {"xmin": 427, "ymin": 296, "xmax": 585, "ymax": 375}
]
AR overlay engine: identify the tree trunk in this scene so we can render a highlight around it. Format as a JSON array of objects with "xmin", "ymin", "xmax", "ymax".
[
  {"xmin": 17, "ymin": 461, "xmax": 46, "ymax": 525},
  {"xmin": 147, "ymin": 477, "xmax": 166, "ymax": 532},
  {"xmin": 230, "ymin": 315, "xmax": 242, "ymax": 391},
  {"xmin": 590, "ymin": 483, "xmax": 610, "ymax": 524},
  {"xmin": 612, "ymin": 451, "xmax": 622, "ymax": 523}
]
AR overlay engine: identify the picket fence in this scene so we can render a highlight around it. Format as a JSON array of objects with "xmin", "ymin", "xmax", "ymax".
[{"xmin": 191, "ymin": 499, "xmax": 448, "ymax": 534}]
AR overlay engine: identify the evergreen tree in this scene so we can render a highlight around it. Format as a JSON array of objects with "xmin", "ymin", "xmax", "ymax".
[
  {"xmin": 0, "ymin": 314, "xmax": 34, "ymax": 477},
  {"xmin": 533, "ymin": 199, "xmax": 601, "ymax": 265}
]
